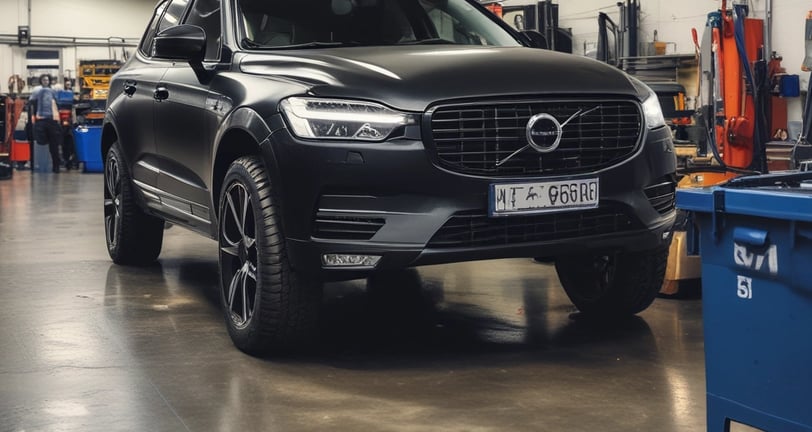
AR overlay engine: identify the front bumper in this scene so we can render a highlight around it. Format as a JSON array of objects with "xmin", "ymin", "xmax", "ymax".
[{"xmin": 264, "ymin": 120, "xmax": 676, "ymax": 276}]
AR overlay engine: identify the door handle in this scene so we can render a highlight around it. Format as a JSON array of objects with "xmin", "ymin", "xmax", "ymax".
[
  {"xmin": 123, "ymin": 80, "xmax": 137, "ymax": 96},
  {"xmin": 153, "ymin": 86, "xmax": 169, "ymax": 101}
]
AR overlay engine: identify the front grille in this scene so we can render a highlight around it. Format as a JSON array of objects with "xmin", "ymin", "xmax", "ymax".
[
  {"xmin": 644, "ymin": 179, "xmax": 676, "ymax": 215},
  {"xmin": 430, "ymin": 100, "xmax": 642, "ymax": 176},
  {"xmin": 312, "ymin": 213, "xmax": 385, "ymax": 240},
  {"xmin": 427, "ymin": 207, "xmax": 640, "ymax": 248}
]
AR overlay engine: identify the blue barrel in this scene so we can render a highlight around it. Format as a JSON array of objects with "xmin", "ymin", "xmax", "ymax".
[{"xmin": 73, "ymin": 125, "xmax": 103, "ymax": 173}]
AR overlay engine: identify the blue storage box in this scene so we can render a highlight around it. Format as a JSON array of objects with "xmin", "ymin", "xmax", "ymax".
[
  {"xmin": 73, "ymin": 125, "xmax": 103, "ymax": 173},
  {"xmin": 780, "ymin": 74, "xmax": 801, "ymax": 97},
  {"xmin": 678, "ymin": 173, "xmax": 812, "ymax": 432},
  {"xmin": 56, "ymin": 90, "xmax": 74, "ymax": 106}
]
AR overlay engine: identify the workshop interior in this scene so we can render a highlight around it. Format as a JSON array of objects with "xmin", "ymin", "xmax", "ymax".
[{"xmin": 1, "ymin": 1, "xmax": 812, "ymax": 431}]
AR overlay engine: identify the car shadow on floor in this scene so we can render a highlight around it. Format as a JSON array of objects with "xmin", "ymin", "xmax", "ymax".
[
  {"xmin": 309, "ymin": 268, "xmax": 658, "ymax": 369},
  {"xmin": 103, "ymin": 261, "xmax": 659, "ymax": 368}
]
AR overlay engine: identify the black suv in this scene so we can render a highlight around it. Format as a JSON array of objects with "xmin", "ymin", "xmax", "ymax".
[{"xmin": 103, "ymin": 0, "xmax": 676, "ymax": 355}]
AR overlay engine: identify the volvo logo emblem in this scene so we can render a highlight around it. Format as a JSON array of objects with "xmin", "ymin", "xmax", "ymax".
[
  {"xmin": 526, "ymin": 113, "xmax": 562, "ymax": 153},
  {"xmin": 496, "ymin": 106, "xmax": 601, "ymax": 168}
]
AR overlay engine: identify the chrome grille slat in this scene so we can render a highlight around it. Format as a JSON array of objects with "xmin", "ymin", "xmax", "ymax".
[{"xmin": 429, "ymin": 100, "xmax": 643, "ymax": 177}]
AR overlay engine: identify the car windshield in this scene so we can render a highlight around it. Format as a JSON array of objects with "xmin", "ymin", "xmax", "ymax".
[{"xmin": 237, "ymin": 0, "xmax": 521, "ymax": 49}]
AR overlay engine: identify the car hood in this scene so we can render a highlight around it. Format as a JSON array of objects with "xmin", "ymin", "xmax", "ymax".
[{"xmin": 238, "ymin": 45, "xmax": 640, "ymax": 112}]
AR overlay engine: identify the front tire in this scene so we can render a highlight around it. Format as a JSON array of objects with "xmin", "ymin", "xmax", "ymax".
[
  {"xmin": 104, "ymin": 142, "xmax": 164, "ymax": 265},
  {"xmin": 218, "ymin": 156, "xmax": 322, "ymax": 356},
  {"xmin": 554, "ymin": 243, "xmax": 670, "ymax": 317}
]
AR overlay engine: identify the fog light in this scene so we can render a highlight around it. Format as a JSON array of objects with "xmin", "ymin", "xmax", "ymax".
[{"xmin": 322, "ymin": 254, "xmax": 381, "ymax": 268}]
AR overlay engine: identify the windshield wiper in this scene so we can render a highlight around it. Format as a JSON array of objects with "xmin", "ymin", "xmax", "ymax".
[
  {"xmin": 242, "ymin": 39, "xmax": 360, "ymax": 50},
  {"xmin": 276, "ymin": 41, "xmax": 361, "ymax": 49},
  {"xmin": 397, "ymin": 38, "xmax": 453, "ymax": 45}
]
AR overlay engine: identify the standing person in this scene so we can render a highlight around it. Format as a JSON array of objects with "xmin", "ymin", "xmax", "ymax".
[
  {"xmin": 30, "ymin": 74, "xmax": 63, "ymax": 173},
  {"xmin": 59, "ymin": 79, "xmax": 78, "ymax": 170}
]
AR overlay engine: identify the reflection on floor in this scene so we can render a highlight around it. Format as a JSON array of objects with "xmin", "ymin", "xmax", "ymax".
[{"xmin": 0, "ymin": 171, "xmax": 719, "ymax": 431}]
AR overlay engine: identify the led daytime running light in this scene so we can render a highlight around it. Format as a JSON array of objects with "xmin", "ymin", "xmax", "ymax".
[
  {"xmin": 286, "ymin": 99, "xmax": 411, "ymax": 125},
  {"xmin": 280, "ymin": 97, "xmax": 414, "ymax": 141}
]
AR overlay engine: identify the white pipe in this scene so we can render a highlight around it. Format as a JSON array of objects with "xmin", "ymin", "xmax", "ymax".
[{"xmin": 765, "ymin": 0, "xmax": 772, "ymax": 59}]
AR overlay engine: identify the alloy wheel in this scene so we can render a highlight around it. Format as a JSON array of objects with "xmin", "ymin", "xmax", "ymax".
[
  {"xmin": 220, "ymin": 182, "xmax": 258, "ymax": 329},
  {"xmin": 104, "ymin": 155, "xmax": 121, "ymax": 248}
]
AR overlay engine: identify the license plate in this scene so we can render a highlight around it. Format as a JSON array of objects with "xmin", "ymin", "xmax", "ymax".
[{"xmin": 489, "ymin": 178, "xmax": 599, "ymax": 216}]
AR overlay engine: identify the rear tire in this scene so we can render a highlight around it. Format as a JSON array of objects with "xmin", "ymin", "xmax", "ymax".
[
  {"xmin": 104, "ymin": 142, "xmax": 164, "ymax": 265},
  {"xmin": 554, "ymin": 243, "xmax": 670, "ymax": 317},
  {"xmin": 218, "ymin": 156, "xmax": 322, "ymax": 356}
]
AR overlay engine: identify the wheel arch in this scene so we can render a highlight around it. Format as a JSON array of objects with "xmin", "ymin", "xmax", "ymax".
[
  {"xmin": 101, "ymin": 121, "xmax": 119, "ymax": 166},
  {"xmin": 211, "ymin": 107, "xmax": 284, "ymax": 219}
]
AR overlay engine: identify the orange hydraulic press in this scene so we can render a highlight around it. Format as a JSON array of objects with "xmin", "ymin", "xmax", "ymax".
[{"xmin": 663, "ymin": 1, "xmax": 771, "ymax": 294}]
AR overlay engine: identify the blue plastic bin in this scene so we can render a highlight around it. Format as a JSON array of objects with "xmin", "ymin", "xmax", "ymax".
[
  {"xmin": 678, "ymin": 175, "xmax": 812, "ymax": 432},
  {"xmin": 73, "ymin": 125, "xmax": 103, "ymax": 173}
]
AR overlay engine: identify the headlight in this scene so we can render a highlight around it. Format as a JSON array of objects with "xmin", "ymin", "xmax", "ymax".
[
  {"xmin": 641, "ymin": 91, "xmax": 666, "ymax": 130},
  {"xmin": 280, "ymin": 97, "xmax": 415, "ymax": 141},
  {"xmin": 628, "ymin": 76, "xmax": 666, "ymax": 130}
]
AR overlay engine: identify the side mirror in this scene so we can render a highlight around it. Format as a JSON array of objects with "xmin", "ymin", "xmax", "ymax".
[
  {"xmin": 521, "ymin": 30, "xmax": 548, "ymax": 50},
  {"xmin": 153, "ymin": 25, "xmax": 206, "ymax": 62}
]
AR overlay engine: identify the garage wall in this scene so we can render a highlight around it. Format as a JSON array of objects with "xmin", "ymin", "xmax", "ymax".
[
  {"xmin": 0, "ymin": 0, "xmax": 156, "ymax": 92},
  {"xmin": 502, "ymin": 0, "xmax": 811, "ymax": 123}
]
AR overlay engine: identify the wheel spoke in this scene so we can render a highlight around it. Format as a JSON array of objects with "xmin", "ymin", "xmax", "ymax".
[
  {"xmin": 241, "ymin": 273, "xmax": 248, "ymax": 324},
  {"xmin": 246, "ymin": 262, "xmax": 257, "ymax": 281},
  {"xmin": 105, "ymin": 160, "xmax": 118, "ymax": 197},
  {"xmin": 223, "ymin": 187, "xmax": 246, "ymax": 248},
  {"xmin": 245, "ymin": 263, "xmax": 256, "ymax": 320},
  {"xmin": 103, "ymin": 198, "xmax": 115, "ymax": 216},
  {"xmin": 240, "ymin": 187, "xmax": 250, "ymax": 239},
  {"xmin": 227, "ymin": 267, "xmax": 241, "ymax": 315},
  {"xmin": 220, "ymin": 244, "xmax": 240, "ymax": 258},
  {"xmin": 226, "ymin": 189, "xmax": 244, "ymax": 237},
  {"xmin": 221, "ymin": 229, "xmax": 242, "ymax": 252},
  {"xmin": 105, "ymin": 161, "xmax": 113, "ymax": 195},
  {"xmin": 105, "ymin": 214, "xmax": 116, "ymax": 245},
  {"xmin": 220, "ymin": 217, "xmax": 241, "ymax": 254},
  {"xmin": 112, "ymin": 164, "xmax": 119, "ymax": 196}
]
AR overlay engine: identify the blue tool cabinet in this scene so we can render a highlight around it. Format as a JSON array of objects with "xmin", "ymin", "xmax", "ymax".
[{"xmin": 678, "ymin": 175, "xmax": 812, "ymax": 432}]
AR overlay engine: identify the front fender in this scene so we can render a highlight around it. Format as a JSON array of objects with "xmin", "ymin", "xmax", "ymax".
[{"xmin": 210, "ymin": 107, "xmax": 288, "ymax": 228}]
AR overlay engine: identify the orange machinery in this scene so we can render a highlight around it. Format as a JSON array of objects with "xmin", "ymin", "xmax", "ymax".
[
  {"xmin": 681, "ymin": 0, "xmax": 764, "ymax": 187},
  {"xmin": 664, "ymin": 1, "xmax": 767, "ymax": 294}
]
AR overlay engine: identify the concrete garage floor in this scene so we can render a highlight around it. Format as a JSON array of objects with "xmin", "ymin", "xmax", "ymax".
[{"xmin": 0, "ymin": 170, "xmax": 723, "ymax": 431}]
